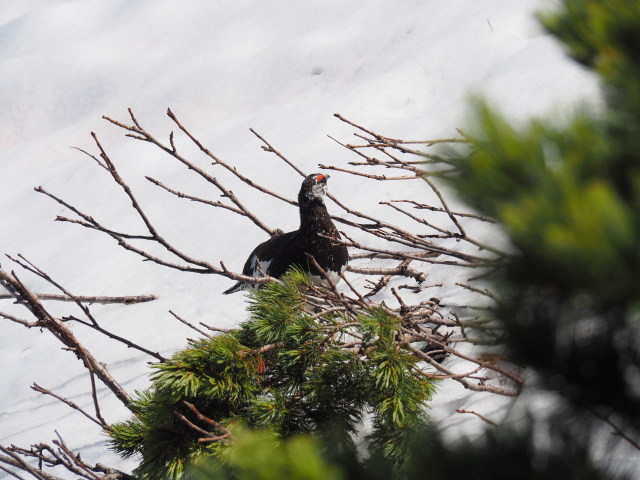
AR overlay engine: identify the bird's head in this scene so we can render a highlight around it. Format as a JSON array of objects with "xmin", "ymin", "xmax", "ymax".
[{"xmin": 299, "ymin": 173, "xmax": 330, "ymax": 205}]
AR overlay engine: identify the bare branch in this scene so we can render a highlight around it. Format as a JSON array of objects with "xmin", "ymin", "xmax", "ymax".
[
  {"xmin": 0, "ymin": 464, "xmax": 30, "ymax": 480},
  {"xmin": 52, "ymin": 432, "xmax": 100, "ymax": 480},
  {"xmin": 389, "ymin": 199, "xmax": 496, "ymax": 223},
  {"xmin": 405, "ymin": 343, "xmax": 519, "ymax": 397},
  {"xmin": 31, "ymin": 383, "xmax": 108, "ymax": 430},
  {"xmin": 0, "ymin": 447, "xmax": 62, "ymax": 480},
  {"xmin": 183, "ymin": 401, "xmax": 234, "ymax": 440},
  {"xmin": 5, "ymin": 254, "xmax": 166, "ymax": 362},
  {"xmin": 145, "ymin": 176, "xmax": 246, "ymax": 215},
  {"xmin": 318, "ymin": 163, "xmax": 420, "ymax": 181},
  {"xmin": 455, "ymin": 408, "xmax": 498, "ymax": 427},
  {"xmin": 0, "ymin": 292, "xmax": 157, "ymax": 304},
  {"xmin": 103, "ymin": 111, "xmax": 275, "ymax": 235},
  {"xmin": 169, "ymin": 310, "xmax": 213, "ymax": 338},
  {"xmin": 250, "ymin": 128, "xmax": 306, "ymax": 177},
  {"xmin": 591, "ymin": 409, "xmax": 640, "ymax": 452},
  {"xmin": 166, "ymin": 110, "xmax": 298, "ymax": 207},
  {"xmin": 0, "ymin": 269, "xmax": 131, "ymax": 407},
  {"xmin": 173, "ymin": 406, "xmax": 232, "ymax": 444},
  {"xmin": 0, "ymin": 310, "xmax": 40, "ymax": 327}
]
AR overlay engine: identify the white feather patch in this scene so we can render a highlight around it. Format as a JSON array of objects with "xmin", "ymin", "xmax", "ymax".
[{"xmin": 249, "ymin": 257, "xmax": 272, "ymax": 277}]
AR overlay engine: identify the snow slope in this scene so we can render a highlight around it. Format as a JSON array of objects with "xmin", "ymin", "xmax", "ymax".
[{"xmin": 0, "ymin": 0, "xmax": 601, "ymax": 477}]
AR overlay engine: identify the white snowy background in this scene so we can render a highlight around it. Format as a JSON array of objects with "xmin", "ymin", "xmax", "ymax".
[{"xmin": 0, "ymin": 0, "xmax": 607, "ymax": 478}]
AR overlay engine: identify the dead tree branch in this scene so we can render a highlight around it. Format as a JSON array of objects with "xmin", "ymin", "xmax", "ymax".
[
  {"xmin": 31, "ymin": 383, "xmax": 108, "ymax": 430},
  {"xmin": 0, "ymin": 292, "xmax": 157, "ymax": 304},
  {"xmin": 0, "ymin": 268, "xmax": 131, "ymax": 407},
  {"xmin": 455, "ymin": 409, "xmax": 498, "ymax": 427},
  {"xmin": 3, "ymin": 254, "xmax": 166, "ymax": 362},
  {"xmin": 591, "ymin": 409, "xmax": 640, "ymax": 452},
  {"xmin": 174, "ymin": 401, "xmax": 233, "ymax": 444},
  {"xmin": 1, "ymin": 434, "xmax": 134, "ymax": 480}
]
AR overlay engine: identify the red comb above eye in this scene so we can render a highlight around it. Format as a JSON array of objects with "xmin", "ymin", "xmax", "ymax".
[{"xmin": 317, "ymin": 174, "xmax": 326, "ymax": 182}]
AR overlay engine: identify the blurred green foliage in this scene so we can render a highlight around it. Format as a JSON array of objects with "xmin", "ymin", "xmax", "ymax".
[
  {"xmin": 450, "ymin": 102, "xmax": 637, "ymax": 303},
  {"xmin": 442, "ymin": 0, "xmax": 640, "ymax": 464},
  {"xmin": 192, "ymin": 427, "xmax": 345, "ymax": 480}
]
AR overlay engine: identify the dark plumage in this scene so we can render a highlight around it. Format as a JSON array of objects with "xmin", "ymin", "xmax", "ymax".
[{"xmin": 223, "ymin": 173, "xmax": 348, "ymax": 294}]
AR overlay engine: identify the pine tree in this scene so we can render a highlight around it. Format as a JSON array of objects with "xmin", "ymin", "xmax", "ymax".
[{"xmin": 108, "ymin": 268, "xmax": 436, "ymax": 480}]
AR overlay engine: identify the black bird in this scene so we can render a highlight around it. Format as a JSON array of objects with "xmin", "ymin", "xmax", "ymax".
[{"xmin": 223, "ymin": 173, "xmax": 348, "ymax": 294}]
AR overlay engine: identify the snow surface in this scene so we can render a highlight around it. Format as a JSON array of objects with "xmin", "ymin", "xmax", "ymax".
[{"xmin": 0, "ymin": 0, "xmax": 604, "ymax": 478}]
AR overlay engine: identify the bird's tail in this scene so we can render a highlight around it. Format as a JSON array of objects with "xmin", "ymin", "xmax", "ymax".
[{"xmin": 222, "ymin": 281, "xmax": 243, "ymax": 295}]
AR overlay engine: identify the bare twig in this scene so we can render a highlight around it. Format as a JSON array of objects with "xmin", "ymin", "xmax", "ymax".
[
  {"xmin": 173, "ymin": 402, "xmax": 233, "ymax": 444},
  {"xmin": 318, "ymin": 163, "xmax": 420, "ymax": 181},
  {"xmin": 456, "ymin": 282, "xmax": 498, "ymax": 302},
  {"xmin": 0, "ymin": 464, "xmax": 29, "ymax": 480},
  {"xmin": 389, "ymin": 199, "xmax": 495, "ymax": 223},
  {"xmin": 0, "ymin": 446, "xmax": 62, "ymax": 480},
  {"xmin": 591, "ymin": 409, "xmax": 640, "ymax": 451},
  {"xmin": 145, "ymin": 176, "xmax": 246, "ymax": 215},
  {"xmin": 31, "ymin": 383, "xmax": 108, "ymax": 430},
  {"xmin": 183, "ymin": 401, "xmax": 234, "ymax": 439},
  {"xmin": 405, "ymin": 343, "xmax": 519, "ymax": 396},
  {"xmin": 170, "ymin": 310, "xmax": 213, "ymax": 338},
  {"xmin": 52, "ymin": 432, "xmax": 100, "ymax": 480},
  {"xmin": 455, "ymin": 408, "xmax": 498, "ymax": 427},
  {"xmin": 0, "ymin": 310, "xmax": 40, "ymax": 327},
  {"xmin": 250, "ymin": 128, "xmax": 306, "ymax": 177}
]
